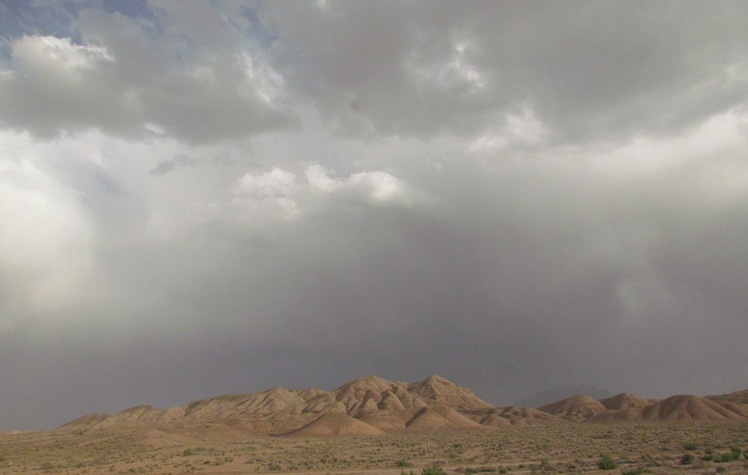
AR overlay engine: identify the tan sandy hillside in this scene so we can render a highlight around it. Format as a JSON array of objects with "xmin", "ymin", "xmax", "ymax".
[
  {"xmin": 58, "ymin": 377, "xmax": 748, "ymax": 437},
  {"xmin": 408, "ymin": 375, "xmax": 494, "ymax": 410},
  {"xmin": 707, "ymin": 388, "xmax": 748, "ymax": 406},
  {"xmin": 538, "ymin": 390, "xmax": 748, "ymax": 423},
  {"xmin": 482, "ymin": 405, "xmax": 563, "ymax": 427},
  {"xmin": 59, "ymin": 375, "xmax": 527, "ymax": 436},
  {"xmin": 539, "ymin": 395, "xmax": 607, "ymax": 421},
  {"xmin": 642, "ymin": 394, "xmax": 748, "ymax": 421},
  {"xmin": 586, "ymin": 393, "xmax": 653, "ymax": 422},
  {"xmin": 600, "ymin": 393, "xmax": 652, "ymax": 410},
  {"xmin": 284, "ymin": 412, "xmax": 384, "ymax": 437}
]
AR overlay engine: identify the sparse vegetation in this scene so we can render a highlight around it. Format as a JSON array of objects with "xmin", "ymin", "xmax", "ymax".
[
  {"xmin": 712, "ymin": 446, "xmax": 742, "ymax": 463},
  {"xmin": 422, "ymin": 465, "xmax": 446, "ymax": 475},
  {"xmin": 621, "ymin": 469, "xmax": 652, "ymax": 475},
  {"xmin": 2, "ymin": 419, "xmax": 748, "ymax": 474},
  {"xmin": 596, "ymin": 453, "xmax": 617, "ymax": 470},
  {"xmin": 681, "ymin": 441, "xmax": 698, "ymax": 450},
  {"xmin": 679, "ymin": 453, "xmax": 694, "ymax": 465}
]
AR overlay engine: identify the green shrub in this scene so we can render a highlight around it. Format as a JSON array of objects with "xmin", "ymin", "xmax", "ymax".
[
  {"xmin": 621, "ymin": 469, "xmax": 652, "ymax": 475},
  {"xmin": 597, "ymin": 454, "xmax": 617, "ymax": 470},
  {"xmin": 422, "ymin": 466, "xmax": 446, "ymax": 475},
  {"xmin": 681, "ymin": 442, "xmax": 698, "ymax": 451},
  {"xmin": 679, "ymin": 453, "xmax": 694, "ymax": 465},
  {"xmin": 712, "ymin": 446, "xmax": 742, "ymax": 463},
  {"xmin": 730, "ymin": 446, "xmax": 742, "ymax": 460}
]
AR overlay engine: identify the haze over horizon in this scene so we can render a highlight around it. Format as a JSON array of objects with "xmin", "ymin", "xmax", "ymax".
[{"xmin": 1, "ymin": 0, "xmax": 748, "ymax": 431}]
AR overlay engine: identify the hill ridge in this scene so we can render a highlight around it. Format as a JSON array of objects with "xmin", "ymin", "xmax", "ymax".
[{"xmin": 58, "ymin": 376, "xmax": 748, "ymax": 435}]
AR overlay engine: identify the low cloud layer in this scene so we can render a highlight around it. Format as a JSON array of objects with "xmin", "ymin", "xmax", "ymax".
[{"xmin": 1, "ymin": 1, "xmax": 747, "ymax": 431}]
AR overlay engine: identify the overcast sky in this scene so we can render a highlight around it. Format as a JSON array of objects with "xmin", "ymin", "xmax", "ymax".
[{"xmin": 1, "ymin": 0, "xmax": 748, "ymax": 431}]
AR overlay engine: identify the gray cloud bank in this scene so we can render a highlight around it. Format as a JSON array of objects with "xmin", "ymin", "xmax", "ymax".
[{"xmin": 1, "ymin": 1, "xmax": 747, "ymax": 430}]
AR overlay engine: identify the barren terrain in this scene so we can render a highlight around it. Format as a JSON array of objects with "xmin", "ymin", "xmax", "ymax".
[{"xmin": 1, "ymin": 376, "xmax": 747, "ymax": 474}]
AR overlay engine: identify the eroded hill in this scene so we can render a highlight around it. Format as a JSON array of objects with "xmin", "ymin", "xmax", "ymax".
[{"xmin": 59, "ymin": 375, "xmax": 748, "ymax": 438}]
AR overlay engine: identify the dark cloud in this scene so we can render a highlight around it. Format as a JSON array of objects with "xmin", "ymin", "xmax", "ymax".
[
  {"xmin": 258, "ymin": 1, "xmax": 748, "ymax": 142},
  {"xmin": 1, "ymin": 1, "xmax": 748, "ymax": 431}
]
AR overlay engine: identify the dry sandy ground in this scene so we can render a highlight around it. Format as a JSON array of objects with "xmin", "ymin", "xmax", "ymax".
[{"xmin": 1, "ymin": 422, "xmax": 748, "ymax": 474}]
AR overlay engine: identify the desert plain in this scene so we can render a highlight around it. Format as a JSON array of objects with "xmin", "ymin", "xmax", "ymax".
[{"xmin": 1, "ymin": 375, "xmax": 747, "ymax": 474}]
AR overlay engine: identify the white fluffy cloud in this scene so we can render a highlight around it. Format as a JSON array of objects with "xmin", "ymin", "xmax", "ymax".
[
  {"xmin": 232, "ymin": 164, "xmax": 426, "ymax": 223},
  {"xmin": 0, "ymin": 9, "xmax": 294, "ymax": 142}
]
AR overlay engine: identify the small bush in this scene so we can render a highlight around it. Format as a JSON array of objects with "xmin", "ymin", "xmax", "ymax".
[
  {"xmin": 597, "ymin": 454, "xmax": 617, "ymax": 470},
  {"xmin": 712, "ymin": 446, "xmax": 742, "ymax": 463},
  {"xmin": 682, "ymin": 442, "xmax": 698, "ymax": 451},
  {"xmin": 730, "ymin": 446, "xmax": 742, "ymax": 460},
  {"xmin": 621, "ymin": 469, "xmax": 652, "ymax": 475},
  {"xmin": 679, "ymin": 453, "xmax": 694, "ymax": 465},
  {"xmin": 422, "ymin": 466, "xmax": 446, "ymax": 475},
  {"xmin": 644, "ymin": 454, "xmax": 659, "ymax": 467},
  {"xmin": 396, "ymin": 460, "xmax": 411, "ymax": 468},
  {"xmin": 182, "ymin": 449, "xmax": 193, "ymax": 457}
]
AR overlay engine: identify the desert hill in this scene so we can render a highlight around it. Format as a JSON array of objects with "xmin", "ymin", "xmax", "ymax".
[
  {"xmin": 706, "ymin": 388, "xmax": 748, "ymax": 406},
  {"xmin": 479, "ymin": 405, "xmax": 562, "ymax": 427},
  {"xmin": 516, "ymin": 384, "xmax": 614, "ymax": 407},
  {"xmin": 539, "ymin": 395, "xmax": 608, "ymax": 421},
  {"xmin": 284, "ymin": 412, "xmax": 384, "ymax": 437},
  {"xmin": 600, "ymin": 393, "xmax": 651, "ymax": 410},
  {"xmin": 60, "ymin": 375, "xmax": 500, "ymax": 436},
  {"xmin": 641, "ymin": 395, "xmax": 748, "ymax": 421},
  {"xmin": 586, "ymin": 393, "xmax": 654, "ymax": 422},
  {"xmin": 408, "ymin": 375, "xmax": 494, "ymax": 410},
  {"xmin": 58, "ymin": 376, "xmax": 748, "ymax": 437}
]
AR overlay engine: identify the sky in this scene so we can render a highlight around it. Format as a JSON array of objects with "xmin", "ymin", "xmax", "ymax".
[{"xmin": 1, "ymin": 0, "xmax": 748, "ymax": 431}]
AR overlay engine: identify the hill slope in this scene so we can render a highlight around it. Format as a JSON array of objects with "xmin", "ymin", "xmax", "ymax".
[
  {"xmin": 59, "ymin": 377, "xmax": 748, "ymax": 436},
  {"xmin": 60, "ymin": 375, "xmax": 524, "ymax": 436}
]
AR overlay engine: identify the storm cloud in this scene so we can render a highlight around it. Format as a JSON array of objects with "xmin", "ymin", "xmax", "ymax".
[{"xmin": 1, "ymin": 1, "xmax": 747, "ymax": 431}]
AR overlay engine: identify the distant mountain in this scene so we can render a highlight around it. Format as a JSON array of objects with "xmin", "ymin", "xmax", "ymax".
[
  {"xmin": 57, "ymin": 377, "xmax": 748, "ymax": 437},
  {"xmin": 60, "ymin": 375, "xmax": 500, "ymax": 436},
  {"xmin": 642, "ymin": 395, "xmax": 748, "ymax": 421},
  {"xmin": 539, "ymin": 395, "xmax": 607, "ymax": 421},
  {"xmin": 516, "ymin": 385, "xmax": 614, "ymax": 408}
]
